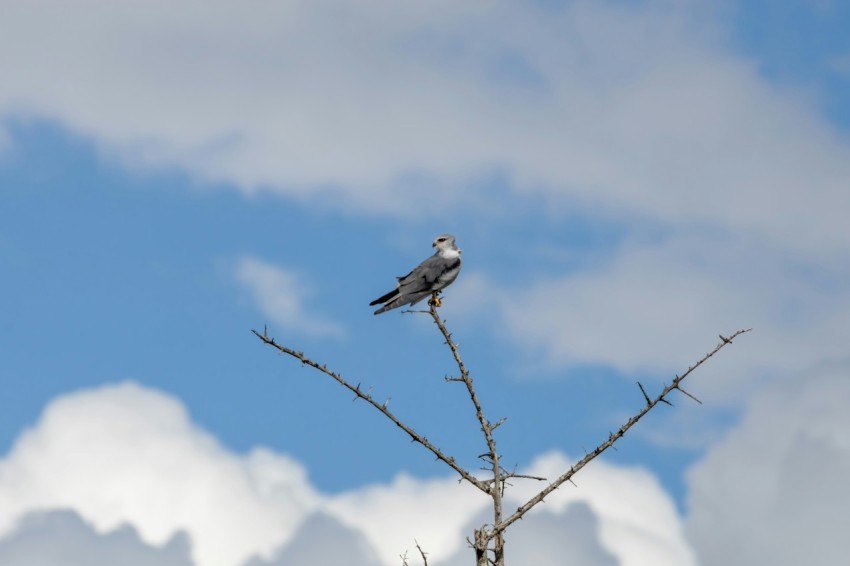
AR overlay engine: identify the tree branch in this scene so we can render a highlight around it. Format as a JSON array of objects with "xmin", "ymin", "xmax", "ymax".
[
  {"xmin": 494, "ymin": 327, "xmax": 751, "ymax": 535},
  {"xmin": 251, "ymin": 327, "xmax": 488, "ymax": 493},
  {"xmin": 426, "ymin": 302, "xmax": 506, "ymax": 563}
]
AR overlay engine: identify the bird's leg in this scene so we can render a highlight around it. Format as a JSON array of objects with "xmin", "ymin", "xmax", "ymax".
[{"xmin": 428, "ymin": 291, "xmax": 443, "ymax": 307}]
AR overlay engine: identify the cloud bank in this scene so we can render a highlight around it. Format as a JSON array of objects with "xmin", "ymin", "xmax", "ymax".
[
  {"xmin": 0, "ymin": 382, "xmax": 690, "ymax": 566},
  {"xmin": 4, "ymin": 377, "xmax": 846, "ymax": 565}
]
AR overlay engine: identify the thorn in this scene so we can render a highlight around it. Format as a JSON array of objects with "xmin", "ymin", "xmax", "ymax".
[
  {"xmin": 382, "ymin": 397, "xmax": 391, "ymax": 409},
  {"xmin": 660, "ymin": 397, "xmax": 673, "ymax": 407},
  {"xmin": 676, "ymin": 385, "xmax": 703, "ymax": 404},
  {"xmin": 492, "ymin": 417, "xmax": 507, "ymax": 430},
  {"xmin": 637, "ymin": 381, "xmax": 651, "ymax": 404},
  {"xmin": 719, "ymin": 334, "xmax": 731, "ymax": 344}
]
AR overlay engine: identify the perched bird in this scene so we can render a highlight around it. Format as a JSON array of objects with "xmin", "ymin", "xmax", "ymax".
[{"xmin": 370, "ymin": 234, "xmax": 462, "ymax": 315}]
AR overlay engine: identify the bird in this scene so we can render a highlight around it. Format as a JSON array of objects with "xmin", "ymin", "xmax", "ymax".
[{"xmin": 370, "ymin": 234, "xmax": 462, "ymax": 315}]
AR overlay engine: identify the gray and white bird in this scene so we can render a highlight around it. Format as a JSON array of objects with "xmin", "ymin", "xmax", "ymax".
[{"xmin": 370, "ymin": 234, "xmax": 462, "ymax": 315}]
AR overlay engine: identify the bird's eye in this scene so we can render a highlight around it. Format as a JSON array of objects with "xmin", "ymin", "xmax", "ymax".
[{"xmin": 437, "ymin": 238, "xmax": 446, "ymax": 242}]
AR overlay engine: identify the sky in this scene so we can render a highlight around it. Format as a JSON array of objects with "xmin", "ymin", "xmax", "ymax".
[{"xmin": 1, "ymin": 0, "xmax": 849, "ymax": 565}]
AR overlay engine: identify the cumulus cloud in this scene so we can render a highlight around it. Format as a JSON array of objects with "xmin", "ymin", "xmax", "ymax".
[
  {"xmin": 233, "ymin": 255, "xmax": 344, "ymax": 338},
  {"xmin": 505, "ymin": 453, "xmax": 698, "ymax": 566},
  {"xmin": 1, "ymin": 0, "xmax": 848, "ymax": 254},
  {"xmin": 325, "ymin": 472, "xmax": 486, "ymax": 565},
  {"xmin": 685, "ymin": 367, "xmax": 850, "ymax": 565},
  {"xmin": 0, "ymin": 382, "xmax": 321, "ymax": 566},
  {"xmin": 0, "ymin": 382, "xmax": 697, "ymax": 566}
]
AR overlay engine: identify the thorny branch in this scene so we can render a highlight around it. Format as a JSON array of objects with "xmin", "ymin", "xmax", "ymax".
[
  {"xmin": 425, "ymin": 301, "xmax": 507, "ymax": 563},
  {"xmin": 253, "ymin": 302, "xmax": 750, "ymax": 565},
  {"xmin": 493, "ymin": 327, "xmax": 752, "ymax": 536},
  {"xmin": 251, "ymin": 326, "xmax": 488, "ymax": 493}
]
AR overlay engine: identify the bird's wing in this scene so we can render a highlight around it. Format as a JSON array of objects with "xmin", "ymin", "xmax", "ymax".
[
  {"xmin": 397, "ymin": 255, "xmax": 452, "ymax": 292},
  {"xmin": 404, "ymin": 255, "xmax": 452, "ymax": 283}
]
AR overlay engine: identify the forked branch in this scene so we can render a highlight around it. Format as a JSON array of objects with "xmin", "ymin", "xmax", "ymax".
[{"xmin": 253, "ymin": 306, "xmax": 750, "ymax": 566}]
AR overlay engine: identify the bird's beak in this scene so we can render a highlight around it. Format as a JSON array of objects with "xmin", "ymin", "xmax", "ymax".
[{"xmin": 432, "ymin": 242, "xmax": 436, "ymax": 247}]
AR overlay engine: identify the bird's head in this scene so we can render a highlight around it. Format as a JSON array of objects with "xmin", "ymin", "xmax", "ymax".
[{"xmin": 432, "ymin": 234, "xmax": 461, "ymax": 257}]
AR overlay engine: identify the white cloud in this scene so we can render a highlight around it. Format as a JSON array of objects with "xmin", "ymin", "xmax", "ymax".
[
  {"xmin": 326, "ymin": 472, "xmax": 485, "ymax": 565},
  {"xmin": 329, "ymin": 452, "xmax": 697, "ymax": 566},
  {"xmin": 685, "ymin": 367, "xmax": 850, "ymax": 565},
  {"xmin": 0, "ymin": 382, "xmax": 321, "ymax": 566},
  {"xmin": 505, "ymin": 453, "xmax": 697, "ymax": 566},
  {"xmin": 0, "ymin": 382, "xmax": 697, "ymax": 566},
  {"xmin": 1, "ymin": 0, "xmax": 848, "ymax": 255},
  {"xmin": 234, "ymin": 256, "xmax": 344, "ymax": 338}
]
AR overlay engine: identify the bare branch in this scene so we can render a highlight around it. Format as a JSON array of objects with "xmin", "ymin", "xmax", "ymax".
[
  {"xmin": 426, "ymin": 302, "xmax": 506, "ymax": 563},
  {"xmin": 427, "ymin": 304, "xmax": 499, "ymax": 467},
  {"xmin": 494, "ymin": 327, "xmax": 751, "ymax": 535},
  {"xmin": 251, "ymin": 328, "xmax": 488, "ymax": 493}
]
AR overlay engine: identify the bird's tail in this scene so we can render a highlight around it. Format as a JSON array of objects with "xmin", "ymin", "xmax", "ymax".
[{"xmin": 369, "ymin": 289, "xmax": 398, "ymax": 306}]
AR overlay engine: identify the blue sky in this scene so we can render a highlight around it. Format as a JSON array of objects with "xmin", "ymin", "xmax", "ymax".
[{"xmin": 1, "ymin": 1, "xmax": 849, "ymax": 565}]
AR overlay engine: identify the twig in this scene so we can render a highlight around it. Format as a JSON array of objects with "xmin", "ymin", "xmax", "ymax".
[
  {"xmin": 252, "ymin": 328, "xmax": 488, "ymax": 493},
  {"xmin": 415, "ymin": 540, "xmax": 429, "ymax": 566},
  {"xmin": 494, "ymin": 327, "xmax": 751, "ymax": 535}
]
